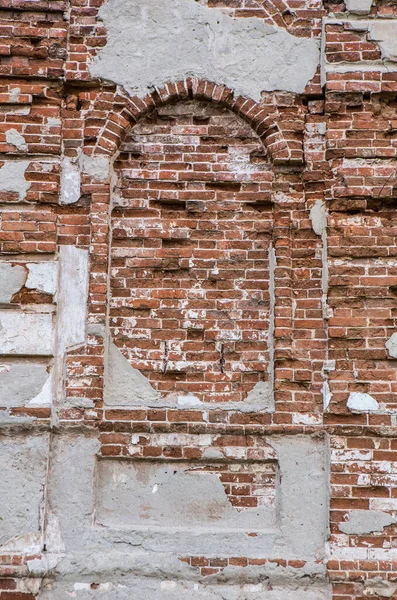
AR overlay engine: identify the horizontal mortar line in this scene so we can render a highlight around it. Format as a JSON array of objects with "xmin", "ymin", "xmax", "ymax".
[
  {"xmin": 0, "ymin": 354, "xmax": 50, "ymax": 362},
  {"xmin": 325, "ymin": 62, "xmax": 394, "ymax": 73},
  {"xmin": 0, "ymin": 203, "xmax": 58, "ymax": 211},
  {"xmin": 0, "ymin": 154, "xmax": 61, "ymax": 161},
  {"xmin": 0, "ymin": 353, "xmax": 54, "ymax": 359},
  {"xmin": 0, "ymin": 5, "xmax": 66, "ymax": 12},
  {"xmin": 0, "ymin": 252, "xmax": 57, "ymax": 261},
  {"xmin": 324, "ymin": 17, "xmax": 397, "ymax": 24},
  {"xmin": 97, "ymin": 456, "xmax": 278, "ymax": 464}
]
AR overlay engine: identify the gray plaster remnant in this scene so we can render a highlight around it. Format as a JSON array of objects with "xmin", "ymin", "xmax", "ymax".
[
  {"xmin": 105, "ymin": 342, "xmax": 273, "ymax": 411},
  {"xmin": 57, "ymin": 246, "xmax": 89, "ymax": 352},
  {"xmin": 87, "ymin": 322, "xmax": 106, "ymax": 338},
  {"xmin": 0, "ymin": 160, "xmax": 31, "ymax": 200},
  {"xmin": 39, "ymin": 579, "xmax": 331, "ymax": 599},
  {"xmin": 96, "ymin": 459, "xmax": 276, "ymax": 531},
  {"xmin": 0, "ymin": 361, "xmax": 49, "ymax": 407},
  {"xmin": 268, "ymin": 436, "xmax": 329, "ymax": 558},
  {"xmin": 26, "ymin": 262, "xmax": 58, "ymax": 296},
  {"xmin": 45, "ymin": 434, "xmax": 328, "ymax": 584},
  {"xmin": 386, "ymin": 332, "xmax": 397, "ymax": 359},
  {"xmin": 347, "ymin": 391, "xmax": 379, "ymax": 413},
  {"xmin": 365, "ymin": 578, "xmax": 397, "ymax": 599},
  {"xmin": 245, "ymin": 380, "xmax": 274, "ymax": 412},
  {"xmin": 90, "ymin": 0, "xmax": 320, "ymax": 101},
  {"xmin": 0, "ymin": 263, "xmax": 27, "ymax": 303},
  {"xmin": 345, "ymin": 0, "xmax": 372, "ymax": 15},
  {"xmin": 340, "ymin": 510, "xmax": 397, "ymax": 535},
  {"xmin": 0, "ymin": 311, "xmax": 54, "ymax": 355},
  {"xmin": 0, "ymin": 434, "xmax": 49, "ymax": 548},
  {"xmin": 104, "ymin": 342, "xmax": 161, "ymax": 406},
  {"xmin": 82, "ymin": 155, "xmax": 110, "ymax": 182},
  {"xmin": 6, "ymin": 128, "xmax": 27, "ymax": 150},
  {"xmin": 60, "ymin": 157, "xmax": 81, "ymax": 205},
  {"xmin": 369, "ymin": 21, "xmax": 397, "ymax": 62}
]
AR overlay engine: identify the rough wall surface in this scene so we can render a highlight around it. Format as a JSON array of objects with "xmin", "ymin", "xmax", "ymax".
[{"xmin": 2, "ymin": 0, "xmax": 397, "ymax": 599}]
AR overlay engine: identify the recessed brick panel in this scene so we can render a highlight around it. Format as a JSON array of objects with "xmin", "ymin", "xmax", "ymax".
[{"xmin": 110, "ymin": 101, "xmax": 274, "ymax": 404}]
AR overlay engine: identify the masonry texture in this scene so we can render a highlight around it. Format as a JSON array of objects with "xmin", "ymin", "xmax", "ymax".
[{"xmin": 2, "ymin": 0, "xmax": 397, "ymax": 599}]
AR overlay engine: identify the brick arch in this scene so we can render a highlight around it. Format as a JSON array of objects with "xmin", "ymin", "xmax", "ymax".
[{"xmin": 90, "ymin": 78, "xmax": 303, "ymax": 165}]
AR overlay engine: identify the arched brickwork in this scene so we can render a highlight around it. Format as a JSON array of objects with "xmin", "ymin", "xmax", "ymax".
[{"xmin": 89, "ymin": 78, "xmax": 304, "ymax": 165}]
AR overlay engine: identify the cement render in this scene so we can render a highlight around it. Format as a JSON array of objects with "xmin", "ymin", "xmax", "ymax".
[{"xmin": 91, "ymin": 0, "xmax": 320, "ymax": 101}]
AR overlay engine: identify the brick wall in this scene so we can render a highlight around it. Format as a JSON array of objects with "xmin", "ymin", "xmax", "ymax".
[{"xmin": 2, "ymin": 1, "xmax": 397, "ymax": 599}]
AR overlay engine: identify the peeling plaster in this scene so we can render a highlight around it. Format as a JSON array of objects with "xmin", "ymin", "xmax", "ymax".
[
  {"xmin": 26, "ymin": 262, "xmax": 58, "ymax": 295},
  {"xmin": 0, "ymin": 160, "xmax": 31, "ymax": 200},
  {"xmin": 347, "ymin": 391, "xmax": 379, "ymax": 413},
  {"xmin": 6, "ymin": 128, "xmax": 27, "ymax": 150},
  {"xmin": 60, "ymin": 157, "xmax": 81, "ymax": 205},
  {"xmin": 340, "ymin": 510, "xmax": 397, "ymax": 535},
  {"xmin": 0, "ymin": 263, "xmax": 27, "ymax": 303},
  {"xmin": 90, "ymin": 0, "xmax": 320, "ymax": 101}
]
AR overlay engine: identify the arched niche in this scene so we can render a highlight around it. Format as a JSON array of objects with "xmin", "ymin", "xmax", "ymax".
[{"xmin": 105, "ymin": 97, "xmax": 275, "ymax": 411}]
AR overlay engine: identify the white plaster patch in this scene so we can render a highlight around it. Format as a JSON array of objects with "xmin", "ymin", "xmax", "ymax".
[
  {"xmin": 0, "ymin": 263, "xmax": 27, "ymax": 303},
  {"xmin": 60, "ymin": 157, "xmax": 81, "ymax": 205},
  {"xmin": 0, "ymin": 311, "xmax": 54, "ymax": 355},
  {"xmin": 26, "ymin": 262, "xmax": 58, "ymax": 296},
  {"xmin": 6, "ymin": 128, "xmax": 27, "ymax": 150},
  {"xmin": 91, "ymin": 0, "xmax": 320, "ymax": 101},
  {"xmin": 177, "ymin": 394, "xmax": 201, "ymax": 407},
  {"xmin": 322, "ymin": 381, "xmax": 332, "ymax": 411},
  {"xmin": 347, "ymin": 391, "xmax": 379, "ymax": 413},
  {"xmin": 57, "ymin": 246, "xmax": 89, "ymax": 352},
  {"xmin": 0, "ymin": 160, "xmax": 31, "ymax": 200},
  {"xmin": 386, "ymin": 332, "xmax": 397, "ymax": 359},
  {"xmin": 82, "ymin": 155, "xmax": 110, "ymax": 182},
  {"xmin": 310, "ymin": 200, "xmax": 327, "ymax": 236},
  {"xmin": 27, "ymin": 372, "xmax": 52, "ymax": 406}
]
